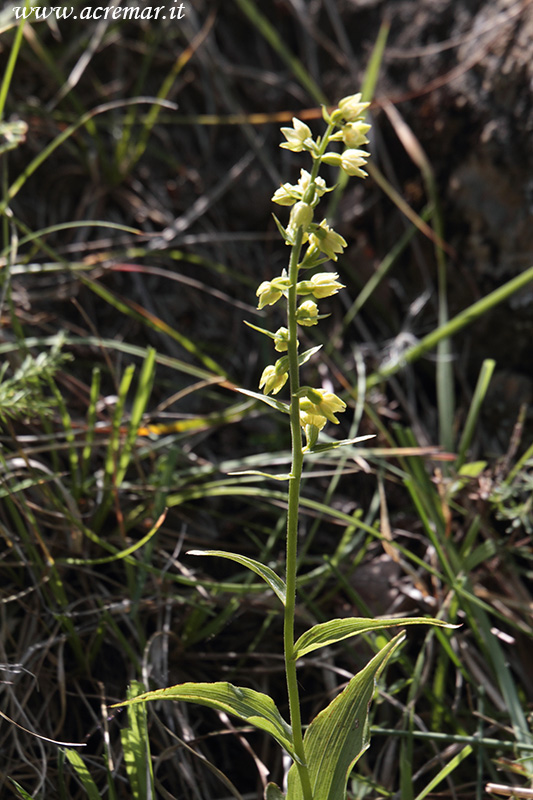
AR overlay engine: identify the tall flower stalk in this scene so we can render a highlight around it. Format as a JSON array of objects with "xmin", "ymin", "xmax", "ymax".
[
  {"xmin": 116, "ymin": 96, "xmax": 451, "ymax": 800},
  {"xmin": 257, "ymin": 97, "xmax": 372, "ymax": 797}
]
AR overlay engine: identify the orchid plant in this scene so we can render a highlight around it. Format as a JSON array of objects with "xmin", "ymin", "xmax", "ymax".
[{"xmin": 115, "ymin": 95, "xmax": 452, "ymax": 800}]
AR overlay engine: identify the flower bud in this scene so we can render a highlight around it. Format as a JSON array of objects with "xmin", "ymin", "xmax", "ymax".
[
  {"xmin": 296, "ymin": 299, "xmax": 319, "ymax": 326},
  {"xmin": 273, "ymin": 327, "xmax": 290, "ymax": 352},
  {"xmin": 288, "ymin": 201, "xmax": 314, "ymax": 233},
  {"xmin": 321, "ymin": 152, "xmax": 342, "ymax": 167}
]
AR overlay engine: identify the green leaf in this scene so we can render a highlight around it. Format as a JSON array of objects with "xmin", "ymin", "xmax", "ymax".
[
  {"xmin": 297, "ymin": 345, "xmax": 322, "ymax": 365},
  {"xmin": 308, "ymin": 434, "xmax": 375, "ymax": 454},
  {"xmin": 458, "ymin": 461, "xmax": 487, "ymax": 477},
  {"xmin": 235, "ymin": 387, "xmax": 290, "ymax": 414},
  {"xmin": 287, "ymin": 633, "xmax": 405, "ymax": 800},
  {"xmin": 413, "ymin": 744, "xmax": 473, "ymax": 800},
  {"xmin": 265, "ymin": 783, "xmax": 286, "ymax": 800},
  {"xmin": 272, "ymin": 212, "xmax": 292, "ymax": 244},
  {"xmin": 293, "ymin": 616, "xmax": 457, "ymax": 659},
  {"xmin": 227, "ymin": 470, "xmax": 291, "ymax": 481},
  {"xmin": 113, "ymin": 682, "xmax": 296, "ymax": 760},
  {"xmin": 188, "ymin": 550, "xmax": 287, "ymax": 605},
  {"xmin": 244, "ymin": 320, "xmax": 279, "ymax": 339},
  {"xmin": 8, "ymin": 780, "xmax": 33, "ymax": 800},
  {"xmin": 120, "ymin": 681, "xmax": 155, "ymax": 800},
  {"xmin": 64, "ymin": 749, "xmax": 102, "ymax": 800}
]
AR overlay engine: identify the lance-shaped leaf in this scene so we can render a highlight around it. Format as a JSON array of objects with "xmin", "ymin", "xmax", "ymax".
[
  {"xmin": 286, "ymin": 632, "xmax": 405, "ymax": 800},
  {"xmin": 297, "ymin": 345, "xmax": 322, "ymax": 365},
  {"xmin": 227, "ymin": 470, "xmax": 291, "ymax": 481},
  {"xmin": 113, "ymin": 682, "xmax": 297, "ymax": 761},
  {"xmin": 188, "ymin": 550, "xmax": 286, "ymax": 605},
  {"xmin": 307, "ymin": 434, "xmax": 375, "ymax": 454},
  {"xmin": 235, "ymin": 387, "xmax": 290, "ymax": 414},
  {"xmin": 293, "ymin": 615, "xmax": 457, "ymax": 659}
]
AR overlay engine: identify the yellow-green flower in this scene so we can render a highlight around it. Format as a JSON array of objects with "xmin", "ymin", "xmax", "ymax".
[
  {"xmin": 280, "ymin": 118, "xmax": 313, "ymax": 152},
  {"xmin": 342, "ymin": 121, "xmax": 371, "ymax": 148},
  {"xmin": 309, "ymin": 272, "xmax": 344, "ymax": 298},
  {"xmin": 271, "ymin": 182, "xmax": 299, "ymax": 206},
  {"xmin": 299, "ymin": 388, "xmax": 346, "ymax": 427},
  {"xmin": 308, "ymin": 220, "xmax": 347, "ymax": 261},
  {"xmin": 256, "ymin": 277, "xmax": 290, "ymax": 309},
  {"xmin": 296, "ymin": 299, "xmax": 319, "ymax": 326},
  {"xmin": 337, "ymin": 93, "xmax": 369, "ymax": 122},
  {"xmin": 299, "ymin": 399, "xmax": 328, "ymax": 431},
  {"xmin": 340, "ymin": 148, "xmax": 369, "ymax": 178},
  {"xmin": 256, "ymin": 281, "xmax": 282, "ymax": 309},
  {"xmin": 297, "ymin": 169, "xmax": 328, "ymax": 199},
  {"xmin": 259, "ymin": 364, "xmax": 288, "ymax": 395}
]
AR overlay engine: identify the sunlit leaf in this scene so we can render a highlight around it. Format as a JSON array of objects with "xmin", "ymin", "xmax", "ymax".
[
  {"xmin": 297, "ymin": 346, "xmax": 322, "ymax": 365},
  {"xmin": 234, "ymin": 387, "xmax": 290, "ymax": 414},
  {"xmin": 64, "ymin": 749, "xmax": 101, "ymax": 800},
  {"xmin": 9, "ymin": 781, "xmax": 33, "ymax": 800},
  {"xmin": 308, "ymin": 434, "xmax": 375, "ymax": 454},
  {"xmin": 293, "ymin": 616, "xmax": 457, "ymax": 659},
  {"xmin": 120, "ymin": 681, "xmax": 154, "ymax": 800},
  {"xmin": 113, "ymin": 682, "xmax": 296, "ymax": 760},
  {"xmin": 188, "ymin": 550, "xmax": 286, "ymax": 605},
  {"xmin": 287, "ymin": 633, "xmax": 405, "ymax": 800}
]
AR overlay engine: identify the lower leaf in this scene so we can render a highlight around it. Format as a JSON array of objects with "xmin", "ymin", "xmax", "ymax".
[
  {"xmin": 286, "ymin": 632, "xmax": 405, "ymax": 800},
  {"xmin": 113, "ymin": 681, "xmax": 297, "ymax": 762}
]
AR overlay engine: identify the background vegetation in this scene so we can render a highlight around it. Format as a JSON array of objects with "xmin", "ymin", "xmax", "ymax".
[{"xmin": 1, "ymin": 1, "xmax": 532, "ymax": 798}]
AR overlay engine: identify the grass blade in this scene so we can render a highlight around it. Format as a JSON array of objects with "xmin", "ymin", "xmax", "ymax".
[{"xmin": 120, "ymin": 681, "xmax": 155, "ymax": 800}]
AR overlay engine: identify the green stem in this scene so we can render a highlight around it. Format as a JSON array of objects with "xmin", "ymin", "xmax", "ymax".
[
  {"xmin": 283, "ymin": 122, "xmax": 337, "ymax": 800},
  {"xmin": 284, "ymin": 225, "xmax": 313, "ymax": 799}
]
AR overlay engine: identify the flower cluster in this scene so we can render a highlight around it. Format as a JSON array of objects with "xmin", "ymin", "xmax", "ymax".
[{"xmin": 249, "ymin": 94, "xmax": 371, "ymax": 450}]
